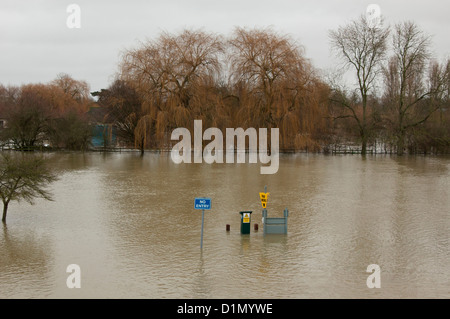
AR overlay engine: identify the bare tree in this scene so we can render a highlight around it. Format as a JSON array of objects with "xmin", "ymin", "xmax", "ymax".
[
  {"xmin": 117, "ymin": 28, "xmax": 331, "ymax": 151},
  {"xmin": 52, "ymin": 73, "xmax": 91, "ymax": 105},
  {"xmin": 383, "ymin": 21, "xmax": 448, "ymax": 155},
  {"xmin": 228, "ymin": 27, "xmax": 329, "ymax": 150},
  {"xmin": 1, "ymin": 81, "xmax": 92, "ymax": 151},
  {"xmin": 0, "ymin": 153, "xmax": 57, "ymax": 223},
  {"xmin": 2, "ymin": 84, "xmax": 53, "ymax": 150},
  {"xmin": 120, "ymin": 29, "xmax": 224, "ymax": 148},
  {"xmin": 228, "ymin": 27, "xmax": 302, "ymax": 127},
  {"xmin": 93, "ymin": 80, "xmax": 143, "ymax": 149},
  {"xmin": 428, "ymin": 58, "xmax": 450, "ymax": 126},
  {"xmin": 329, "ymin": 15, "xmax": 389, "ymax": 155}
]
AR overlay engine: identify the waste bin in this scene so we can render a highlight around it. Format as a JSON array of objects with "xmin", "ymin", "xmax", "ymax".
[{"xmin": 239, "ymin": 211, "xmax": 253, "ymax": 234}]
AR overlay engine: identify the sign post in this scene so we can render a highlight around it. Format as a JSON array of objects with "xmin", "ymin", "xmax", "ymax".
[
  {"xmin": 260, "ymin": 185, "xmax": 269, "ymax": 224},
  {"xmin": 195, "ymin": 198, "xmax": 211, "ymax": 249},
  {"xmin": 260, "ymin": 185, "xmax": 268, "ymax": 229},
  {"xmin": 259, "ymin": 185, "xmax": 289, "ymax": 234}
]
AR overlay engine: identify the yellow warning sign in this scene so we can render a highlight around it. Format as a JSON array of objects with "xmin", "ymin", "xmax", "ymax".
[
  {"xmin": 259, "ymin": 192, "xmax": 269, "ymax": 209},
  {"xmin": 243, "ymin": 212, "xmax": 250, "ymax": 223}
]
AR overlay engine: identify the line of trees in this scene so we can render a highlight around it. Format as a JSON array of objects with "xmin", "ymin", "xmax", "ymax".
[
  {"xmin": 0, "ymin": 73, "xmax": 94, "ymax": 151},
  {"xmin": 329, "ymin": 16, "xmax": 449, "ymax": 155},
  {"xmin": 94, "ymin": 28, "xmax": 333, "ymax": 153},
  {"xmin": 1, "ymin": 17, "xmax": 449, "ymax": 155},
  {"xmin": 96, "ymin": 21, "xmax": 448, "ymax": 155}
]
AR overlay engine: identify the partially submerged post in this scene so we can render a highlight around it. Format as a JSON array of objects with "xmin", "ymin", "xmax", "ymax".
[
  {"xmin": 259, "ymin": 185, "xmax": 269, "ymax": 224},
  {"xmin": 194, "ymin": 197, "xmax": 211, "ymax": 249},
  {"xmin": 260, "ymin": 186, "xmax": 288, "ymax": 235}
]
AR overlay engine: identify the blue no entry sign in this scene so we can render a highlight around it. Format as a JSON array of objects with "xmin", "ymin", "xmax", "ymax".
[{"xmin": 195, "ymin": 198, "xmax": 211, "ymax": 210}]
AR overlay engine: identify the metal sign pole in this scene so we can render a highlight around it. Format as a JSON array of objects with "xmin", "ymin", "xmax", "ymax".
[
  {"xmin": 200, "ymin": 209, "xmax": 205, "ymax": 249},
  {"xmin": 195, "ymin": 197, "xmax": 211, "ymax": 250},
  {"xmin": 262, "ymin": 186, "xmax": 267, "ymax": 234}
]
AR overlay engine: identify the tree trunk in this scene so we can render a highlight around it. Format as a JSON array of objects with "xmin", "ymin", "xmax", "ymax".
[
  {"xmin": 140, "ymin": 137, "xmax": 145, "ymax": 157},
  {"xmin": 2, "ymin": 201, "xmax": 8, "ymax": 223},
  {"xmin": 361, "ymin": 128, "xmax": 367, "ymax": 155},
  {"xmin": 361, "ymin": 137, "xmax": 367, "ymax": 155},
  {"xmin": 397, "ymin": 130, "xmax": 405, "ymax": 156},
  {"xmin": 361, "ymin": 95, "xmax": 368, "ymax": 156}
]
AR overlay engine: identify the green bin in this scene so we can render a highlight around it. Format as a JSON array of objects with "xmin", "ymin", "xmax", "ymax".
[{"xmin": 239, "ymin": 211, "xmax": 253, "ymax": 234}]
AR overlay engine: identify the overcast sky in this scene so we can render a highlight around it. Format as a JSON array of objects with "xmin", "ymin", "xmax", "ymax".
[{"xmin": 1, "ymin": 0, "xmax": 449, "ymax": 93}]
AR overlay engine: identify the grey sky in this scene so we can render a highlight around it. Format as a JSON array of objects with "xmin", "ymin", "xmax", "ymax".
[{"xmin": 1, "ymin": 0, "xmax": 449, "ymax": 93}]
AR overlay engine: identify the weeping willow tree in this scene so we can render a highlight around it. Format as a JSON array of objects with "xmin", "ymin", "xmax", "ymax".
[
  {"xmin": 134, "ymin": 114, "xmax": 152, "ymax": 156},
  {"xmin": 119, "ymin": 29, "xmax": 224, "ymax": 150},
  {"xmin": 228, "ymin": 27, "xmax": 331, "ymax": 151},
  {"xmin": 117, "ymin": 28, "xmax": 332, "ymax": 152}
]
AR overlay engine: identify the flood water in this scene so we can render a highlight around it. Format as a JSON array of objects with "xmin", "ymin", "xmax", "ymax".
[{"xmin": 0, "ymin": 152, "xmax": 448, "ymax": 299}]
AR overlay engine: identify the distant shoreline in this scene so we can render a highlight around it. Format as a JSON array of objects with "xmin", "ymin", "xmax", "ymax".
[{"xmin": 2, "ymin": 147, "xmax": 449, "ymax": 156}]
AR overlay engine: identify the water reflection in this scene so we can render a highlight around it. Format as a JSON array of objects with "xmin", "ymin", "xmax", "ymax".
[{"xmin": 0, "ymin": 224, "xmax": 54, "ymax": 298}]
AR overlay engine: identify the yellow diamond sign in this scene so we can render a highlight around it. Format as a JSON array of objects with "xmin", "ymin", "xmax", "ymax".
[{"xmin": 259, "ymin": 192, "xmax": 269, "ymax": 208}]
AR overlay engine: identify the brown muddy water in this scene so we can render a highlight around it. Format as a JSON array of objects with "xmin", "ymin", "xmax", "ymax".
[{"xmin": 0, "ymin": 152, "xmax": 448, "ymax": 298}]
